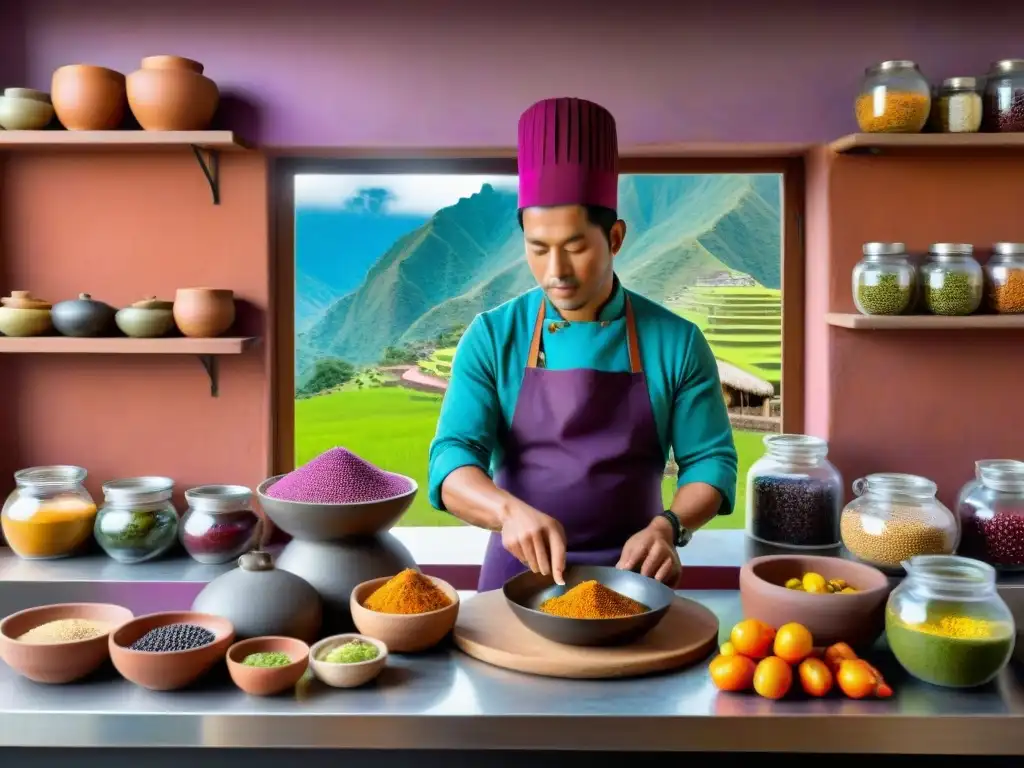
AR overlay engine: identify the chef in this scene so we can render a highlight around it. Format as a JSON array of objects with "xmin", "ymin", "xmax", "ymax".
[{"xmin": 427, "ymin": 97, "xmax": 738, "ymax": 592}]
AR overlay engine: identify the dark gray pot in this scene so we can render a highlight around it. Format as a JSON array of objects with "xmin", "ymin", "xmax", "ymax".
[{"xmin": 51, "ymin": 292, "xmax": 115, "ymax": 337}]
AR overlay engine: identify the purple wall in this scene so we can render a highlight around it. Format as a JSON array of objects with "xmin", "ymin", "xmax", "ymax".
[{"xmin": 5, "ymin": 0, "xmax": 1023, "ymax": 146}]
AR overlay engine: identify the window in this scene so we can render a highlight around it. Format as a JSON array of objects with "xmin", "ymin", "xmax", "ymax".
[{"xmin": 272, "ymin": 155, "xmax": 804, "ymax": 569}]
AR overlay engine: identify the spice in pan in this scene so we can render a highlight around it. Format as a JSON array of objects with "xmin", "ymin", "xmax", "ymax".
[
  {"xmin": 538, "ymin": 580, "xmax": 648, "ymax": 619},
  {"xmin": 129, "ymin": 623, "xmax": 215, "ymax": 652},
  {"xmin": 266, "ymin": 447, "xmax": 412, "ymax": 504},
  {"xmin": 362, "ymin": 569, "xmax": 452, "ymax": 615},
  {"xmin": 242, "ymin": 651, "xmax": 292, "ymax": 668},
  {"xmin": 322, "ymin": 640, "xmax": 380, "ymax": 664},
  {"xmin": 17, "ymin": 618, "xmax": 110, "ymax": 643},
  {"xmin": 750, "ymin": 476, "xmax": 839, "ymax": 548}
]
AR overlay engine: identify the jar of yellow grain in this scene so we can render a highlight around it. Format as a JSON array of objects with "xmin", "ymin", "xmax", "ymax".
[
  {"xmin": 1, "ymin": 466, "xmax": 97, "ymax": 559},
  {"xmin": 840, "ymin": 473, "xmax": 958, "ymax": 572},
  {"xmin": 984, "ymin": 243, "xmax": 1024, "ymax": 314},
  {"xmin": 855, "ymin": 60, "xmax": 931, "ymax": 133},
  {"xmin": 886, "ymin": 555, "xmax": 1014, "ymax": 687}
]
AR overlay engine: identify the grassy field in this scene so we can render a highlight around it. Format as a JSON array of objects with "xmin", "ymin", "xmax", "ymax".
[{"xmin": 295, "ymin": 386, "xmax": 763, "ymax": 529}]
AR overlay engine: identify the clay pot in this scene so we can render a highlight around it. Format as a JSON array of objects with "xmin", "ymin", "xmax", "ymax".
[
  {"xmin": 126, "ymin": 55, "xmax": 219, "ymax": 131},
  {"xmin": 226, "ymin": 636, "xmax": 310, "ymax": 696},
  {"xmin": 0, "ymin": 291, "xmax": 52, "ymax": 337},
  {"xmin": 0, "ymin": 89, "xmax": 54, "ymax": 130},
  {"xmin": 51, "ymin": 293, "xmax": 116, "ymax": 337},
  {"xmin": 173, "ymin": 288, "xmax": 235, "ymax": 337},
  {"xmin": 115, "ymin": 297, "xmax": 175, "ymax": 338},
  {"xmin": 51, "ymin": 65, "xmax": 126, "ymax": 131}
]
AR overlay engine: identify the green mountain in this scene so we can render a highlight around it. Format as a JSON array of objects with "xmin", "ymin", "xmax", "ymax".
[{"xmin": 299, "ymin": 174, "xmax": 781, "ymax": 369}]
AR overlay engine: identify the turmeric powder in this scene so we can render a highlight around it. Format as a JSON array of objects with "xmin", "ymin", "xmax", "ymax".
[
  {"xmin": 908, "ymin": 614, "xmax": 1006, "ymax": 640},
  {"xmin": 362, "ymin": 569, "xmax": 452, "ymax": 615},
  {"xmin": 538, "ymin": 580, "xmax": 647, "ymax": 619}
]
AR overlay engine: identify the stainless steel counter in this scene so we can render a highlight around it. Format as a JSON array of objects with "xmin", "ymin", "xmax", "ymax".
[{"xmin": 2, "ymin": 591, "xmax": 1024, "ymax": 754}]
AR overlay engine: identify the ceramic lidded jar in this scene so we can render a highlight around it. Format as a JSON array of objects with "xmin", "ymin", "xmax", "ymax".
[
  {"xmin": 51, "ymin": 293, "xmax": 116, "ymax": 338},
  {"xmin": 0, "ymin": 291, "xmax": 52, "ymax": 337},
  {"xmin": 126, "ymin": 55, "xmax": 219, "ymax": 131},
  {"xmin": 115, "ymin": 297, "xmax": 175, "ymax": 338},
  {"xmin": 51, "ymin": 65, "xmax": 126, "ymax": 130},
  {"xmin": 173, "ymin": 288, "xmax": 235, "ymax": 337},
  {"xmin": 191, "ymin": 550, "xmax": 323, "ymax": 642}
]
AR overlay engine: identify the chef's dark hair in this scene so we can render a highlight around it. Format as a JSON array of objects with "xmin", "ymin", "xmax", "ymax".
[{"xmin": 517, "ymin": 205, "xmax": 618, "ymax": 245}]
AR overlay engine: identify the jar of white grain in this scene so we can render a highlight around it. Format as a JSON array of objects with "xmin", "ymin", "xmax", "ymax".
[{"xmin": 936, "ymin": 77, "xmax": 983, "ymax": 133}]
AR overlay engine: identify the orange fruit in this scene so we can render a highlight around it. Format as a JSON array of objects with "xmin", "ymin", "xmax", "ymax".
[
  {"xmin": 709, "ymin": 653, "xmax": 756, "ymax": 692},
  {"xmin": 823, "ymin": 642, "xmax": 858, "ymax": 672},
  {"xmin": 719, "ymin": 641, "xmax": 737, "ymax": 656},
  {"xmin": 797, "ymin": 657, "xmax": 833, "ymax": 697},
  {"xmin": 836, "ymin": 659, "xmax": 878, "ymax": 699},
  {"xmin": 773, "ymin": 622, "xmax": 814, "ymax": 664},
  {"xmin": 729, "ymin": 619, "xmax": 776, "ymax": 659},
  {"xmin": 753, "ymin": 656, "xmax": 793, "ymax": 700}
]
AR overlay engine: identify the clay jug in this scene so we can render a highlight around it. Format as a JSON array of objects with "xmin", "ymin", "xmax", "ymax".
[
  {"xmin": 51, "ymin": 65, "xmax": 126, "ymax": 130},
  {"xmin": 173, "ymin": 288, "xmax": 235, "ymax": 337},
  {"xmin": 126, "ymin": 55, "xmax": 219, "ymax": 131}
]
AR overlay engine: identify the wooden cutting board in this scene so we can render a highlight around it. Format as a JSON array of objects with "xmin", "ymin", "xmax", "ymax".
[{"xmin": 452, "ymin": 590, "xmax": 720, "ymax": 679}]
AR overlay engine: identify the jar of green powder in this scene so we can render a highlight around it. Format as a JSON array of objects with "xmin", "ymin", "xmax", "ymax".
[
  {"xmin": 921, "ymin": 243, "xmax": 983, "ymax": 316},
  {"xmin": 852, "ymin": 242, "xmax": 917, "ymax": 315}
]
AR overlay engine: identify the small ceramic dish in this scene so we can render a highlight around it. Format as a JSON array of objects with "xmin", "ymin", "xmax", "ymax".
[
  {"xmin": 226, "ymin": 636, "xmax": 309, "ymax": 696},
  {"xmin": 350, "ymin": 574, "xmax": 459, "ymax": 653},
  {"xmin": 309, "ymin": 633, "xmax": 388, "ymax": 688},
  {"xmin": 109, "ymin": 611, "xmax": 234, "ymax": 691},
  {"xmin": 115, "ymin": 297, "xmax": 175, "ymax": 338},
  {"xmin": 0, "ymin": 602, "xmax": 134, "ymax": 684},
  {"xmin": 4, "ymin": 88, "xmax": 51, "ymax": 104},
  {"xmin": 0, "ymin": 95, "xmax": 54, "ymax": 130}
]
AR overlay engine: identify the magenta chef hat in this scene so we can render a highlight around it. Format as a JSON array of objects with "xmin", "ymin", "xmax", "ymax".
[{"xmin": 517, "ymin": 97, "xmax": 619, "ymax": 211}]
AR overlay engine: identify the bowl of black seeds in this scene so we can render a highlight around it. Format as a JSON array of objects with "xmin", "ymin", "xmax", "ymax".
[{"xmin": 109, "ymin": 611, "xmax": 235, "ymax": 691}]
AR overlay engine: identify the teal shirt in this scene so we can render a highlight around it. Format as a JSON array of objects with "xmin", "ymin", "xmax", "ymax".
[{"xmin": 427, "ymin": 281, "xmax": 738, "ymax": 516}]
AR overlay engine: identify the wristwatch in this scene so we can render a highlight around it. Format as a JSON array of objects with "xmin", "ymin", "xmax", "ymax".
[{"xmin": 661, "ymin": 510, "xmax": 692, "ymax": 548}]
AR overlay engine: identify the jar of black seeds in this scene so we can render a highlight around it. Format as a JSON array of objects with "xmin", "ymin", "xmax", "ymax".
[
  {"xmin": 921, "ymin": 243, "xmax": 983, "ymax": 316},
  {"xmin": 852, "ymin": 242, "xmax": 916, "ymax": 316},
  {"xmin": 745, "ymin": 434, "xmax": 843, "ymax": 549}
]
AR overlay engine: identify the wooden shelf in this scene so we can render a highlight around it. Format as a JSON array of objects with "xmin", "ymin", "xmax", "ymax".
[
  {"xmin": 827, "ymin": 313, "xmax": 1024, "ymax": 330},
  {"xmin": 830, "ymin": 133, "xmax": 1024, "ymax": 155},
  {"xmin": 0, "ymin": 130, "xmax": 249, "ymax": 151}
]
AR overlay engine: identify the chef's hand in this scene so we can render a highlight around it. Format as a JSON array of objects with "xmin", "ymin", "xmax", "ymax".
[
  {"xmin": 500, "ymin": 499, "xmax": 567, "ymax": 585},
  {"xmin": 616, "ymin": 517, "xmax": 681, "ymax": 585}
]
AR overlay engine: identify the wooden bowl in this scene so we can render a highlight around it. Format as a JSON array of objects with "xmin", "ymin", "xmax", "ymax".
[
  {"xmin": 739, "ymin": 554, "xmax": 892, "ymax": 648},
  {"xmin": 226, "ymin": 636, "xmax": 309, "ymax": 696},
  {"xmin": 350, "ymin": 575, "xmax": 459, "ymax": 653},
  {"xmin": 0, "ymin": 602, "xmax": 134, "ymax": 684},
  {"xmin": 109, "ymin": 611, "xmax": 234, "ymax": 691},
  {"xmin": 310, "ymin": 633, "xmax": 388, "ymax": 688}
]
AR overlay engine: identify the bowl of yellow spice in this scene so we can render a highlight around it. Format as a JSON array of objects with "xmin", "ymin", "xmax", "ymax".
[
  {"xmin": 226, "ymin": 636, "xmax": 310, "ymax": 696},
  {"xmin": 351, "ymin": 569, "xmax": 459, "ymax": 653},
  {"xmin": 310, "ymin": 633, "xmax": 388, "ymax": 688},
  {"xmin": 503, "ymin": 565, "xmax": 675, "ymax": 647}
]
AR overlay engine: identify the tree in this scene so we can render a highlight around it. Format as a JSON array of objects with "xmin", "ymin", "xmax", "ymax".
[
  {"xmin": 380, "ymin": 345, "xmax": 419, "ymax": 365},
  {"xmin": 297, "ymin": 357, "xmax": 355, "ymax": 397}
]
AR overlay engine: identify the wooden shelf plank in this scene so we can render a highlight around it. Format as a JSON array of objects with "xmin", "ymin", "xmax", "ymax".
[
  {"xmin": 830, "ymin": 133, "xmax": 1024, "ymax": 154},
  {"xmin": 0, "ymin": 130, "xmax": 250, "ymax": 151},
  {"xmin": 827, "ymin": 313, "xmax": 1024, "ymax": 330},
  {"xmin": 0, "ymin": 336, "xmax": 260, "ymax": 354}
]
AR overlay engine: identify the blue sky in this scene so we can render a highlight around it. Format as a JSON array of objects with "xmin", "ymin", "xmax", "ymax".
[{"xmin": 294, "ymin": 173, "xmax": 518, "ymax": 215}]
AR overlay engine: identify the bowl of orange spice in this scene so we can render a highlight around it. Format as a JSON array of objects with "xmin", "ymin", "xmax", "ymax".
[
  {"xmin": 1, "ymin": 466, "xmax": 98, "ymax": 560},
  {"xmin": 350, "ymin": 569, "xmax": 459, "ymax": 653}
]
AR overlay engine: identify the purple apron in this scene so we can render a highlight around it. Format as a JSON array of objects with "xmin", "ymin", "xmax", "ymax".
[{"xmin": 477, "ymin": 296, "xmax": 666, "ymax": 591}]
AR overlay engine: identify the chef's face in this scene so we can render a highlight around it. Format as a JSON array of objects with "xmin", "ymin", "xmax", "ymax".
[{"xmin": 521, "ymin": 205, "xmax": 626, "ymax": 313}]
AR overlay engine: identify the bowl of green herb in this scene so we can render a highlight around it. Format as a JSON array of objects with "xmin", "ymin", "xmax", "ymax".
[
  {"xmin": 226, "ymin": 636, "xmax": 309, "ymax": 696},
  {"xmin": 310, "ymin": 633, "xmax": 388, "ymax": 688}
]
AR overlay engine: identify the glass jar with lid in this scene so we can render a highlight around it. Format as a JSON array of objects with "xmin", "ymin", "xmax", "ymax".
[
  {"xmin": 94, "ymin": 476, "xmax": 179, "ymax": 564},
  {"xmin": 840, "ymin": 473, "xmax": 959, "ymax": 571},
  {"xmin": 886, "ymin": 555, "xmax": 1014, "ymax": 688},
  {"xmin": 746, "ymin": 434, "xmax": 843, "ymax": 549},
  {"xmin": 934, "ymin": 77, "xmax": 983, "ymax": 133},
  {"xmin": 984, "ymin": 59, "xmax": 1024, "ymax": 132},
  {"xmin": 180, "ymin": 484, "xmax": 262, "ymax": 564},
  {"xmin": 921, "ymin": 243, "xmax": 983, "ymax": 316},
  {"xmin": 985, "ymin": 243, "xmax": 1024, "ymax": 314},
  {"xmin": 852, "ymin": 242, "xmax": 916, "ymax": 315},
  {"xmin": 958, "ymin": 460, "xmax": 1024, "ymax": 571},
  {"xmin": 0, "ymin": 466, "xmax": 96, "ymax": 559},
  {"xmin": 855, "ymin": 60, "xmax": 931, "ymax": 133}
]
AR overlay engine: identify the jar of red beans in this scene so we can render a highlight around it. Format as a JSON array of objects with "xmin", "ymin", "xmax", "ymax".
[
  {"xmin": 983, "ymin": 59, "xmax": 1024, "ymax": 132},
  {"xmin": 180, "ymin": 485, "xmax": 262, "ymax": 564},
  {"xmin": 958, "ymin": 460, "xmax": 1024, "ymax": 571}
]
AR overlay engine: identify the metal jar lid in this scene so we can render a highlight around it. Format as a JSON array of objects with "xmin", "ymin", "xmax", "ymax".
[
  {"xmin": 993, "ymin": 242, "xmax": 1024, "ymax": 257},
  {"xmin": 929, "ymin": 243, "xmax": 974, "ymax": 257},
  {"xmin": 102, "ymin": 476, "xmax": 174, "ymax": 505},
  {"xmin": 862, "ymin": 242, "xmax": 906, "ymax": 257},
  {"xmin": 14, "ymin": 465, "xmax": 87, "ymax": 490},
  {"xmin": 185, "ymin": 484, "xmax": 253, "ymax": 514},
  {"xmin": 941, "ymin": 76, "xmax": 979, "ymax": 92},
  {"xmin": 866, "ymin": 60, "xmax": 919, "ymax": 74},
  {"xmin": 990, "ymin": 59, "xmax": 1024, "ymax": 75}
]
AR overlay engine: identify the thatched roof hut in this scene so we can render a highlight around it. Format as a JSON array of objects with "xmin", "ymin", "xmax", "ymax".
[{"xmin": 716, "ymin": 360, "xmax": 774, "ymax": 398}]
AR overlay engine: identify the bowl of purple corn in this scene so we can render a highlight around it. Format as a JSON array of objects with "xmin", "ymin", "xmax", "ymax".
[{"xmin": 257, "ymin": 447, "xmax": 417, "ymax": 540}]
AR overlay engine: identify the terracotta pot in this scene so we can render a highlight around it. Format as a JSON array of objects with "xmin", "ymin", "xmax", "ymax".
[
  {"xmin": 226, "ymin": 636, "xmax": 310, "ymax": 696},
  {"xmin": 350, "ymin": 575, "xmax": 459, "ymax": 653},
  {"xmin": 127, "ymin": 55, "xmax": 219, "ymax": 131},
  {"xmin": 173, "ymin": 288, "xmax": 235, "ymax": 337},
  {"xmin": 51, "ymin": 65, "xmax": 126, "ymax": 131}
]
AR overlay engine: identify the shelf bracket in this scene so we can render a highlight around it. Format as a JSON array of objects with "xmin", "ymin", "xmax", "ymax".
[
  {"xmin": 190, "ymin": 145, "xmax": 221, "ymax": 205},
  {"xmin": 197, "ymin": 354, "xmax": 219, "ymax": 397}
]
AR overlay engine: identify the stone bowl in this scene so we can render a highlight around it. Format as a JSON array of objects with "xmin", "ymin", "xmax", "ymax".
[
  {"xmin": 309, "ymin": 633, "xmax": 388, "ymax": 688},
  {"xmin": 115, "ymin": 306, "xmax": 175, "ymax": 338},
  {"xmin": 0, "ymin": 602, "xmax": 134, "ymax": 684},
  {"xmin": 109, "ymin": 611, "xmax": 234, "ymax": 691},
  {"xmin": 226, "ymin": 636, "xmax": 309, "ymax": 696},
  {"xmin": 256, "ymin": 474, "xmax": 417, "ymax": 540},
  {"xmin": 739, "ymin": 554, "xmax": 892, "ymax": 649},
  {"xmin": 350, "ymin": 575, "xmax": 459, "ymax": 653}
]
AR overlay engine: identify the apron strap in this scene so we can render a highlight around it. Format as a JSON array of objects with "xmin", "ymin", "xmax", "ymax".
[{"xmin": 527, "ymin": 295, "xmax": 644, "ymax": 374}]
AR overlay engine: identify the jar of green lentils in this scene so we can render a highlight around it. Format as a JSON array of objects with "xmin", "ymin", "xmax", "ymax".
[
  {"xmin": 852, "ymin": 242, "xmax": 916, "ymax": 316},
  {"xmin": 921, "ymin": 243, "xmax": 983, "ymax": 316},
  {"xmin": 95, "ymin": 477, "xmax": 179, "ymax": 564}
]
